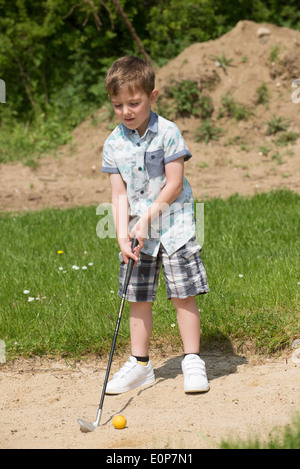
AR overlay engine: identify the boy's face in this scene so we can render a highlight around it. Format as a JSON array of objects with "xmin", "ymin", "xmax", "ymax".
[{"xmin": 110, "ymin": 87, "xmax": 159, "ymax": 137}]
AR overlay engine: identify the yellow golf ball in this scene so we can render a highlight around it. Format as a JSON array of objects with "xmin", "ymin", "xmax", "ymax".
[{"xmin": 112, "ymin": 415, "xmax": 127, "ymax": 429}]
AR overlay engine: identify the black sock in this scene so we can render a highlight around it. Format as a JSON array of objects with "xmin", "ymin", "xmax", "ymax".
[{"xmin": 133, "ymin": 355, "xmax": 149, "ymax": 365}]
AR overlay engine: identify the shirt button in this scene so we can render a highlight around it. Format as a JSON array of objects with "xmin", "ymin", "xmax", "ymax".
[
  {"xmin": 138, "ymin": 167, "xmax": 142, "ymax": 171},
  {"xmin": 151, "ymin": 154, "xmax": 155, "ymax": 159},
  {"xmin": 140, "ymin": 190, "xmax": 144, "ymax": 194},
  {"xmin": 137, "ymin": 143, "xmax": 140, "ymax": 147}
]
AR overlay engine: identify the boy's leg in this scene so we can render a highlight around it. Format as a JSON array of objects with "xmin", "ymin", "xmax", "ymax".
[
  {"xmin": 105, "ymin": 301, "xmax": 155, "ymax": 395},
  {"xmin": 172, "ymin": 296, "xmax": 209, "ymax": 393},
  {"xmin": 106, "ymin": 251, "xmax": 159, "ymax": 395},
  {"xmin": 172, "ymin": 296, "xmax": 200, "ymax": 354},
  {"xmin": 130, "ymin": 301, "xmax": 153, "ymax": 357},
  {"xmin": 105, "ymin": 304, "xmax": 155, "ymax": 395}
]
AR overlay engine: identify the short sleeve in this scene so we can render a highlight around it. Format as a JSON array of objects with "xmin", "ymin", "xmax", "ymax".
[
  {"xmin": 163, "ymin": 124, "xmax": 192, "ymax": 165},
  {"xmin": 101, "ymin": 140, "xmax": 120, "ymax": 174}
]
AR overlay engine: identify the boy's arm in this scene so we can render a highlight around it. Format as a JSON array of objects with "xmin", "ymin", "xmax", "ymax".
[
  {"xmin": 130, "ymin": 156, "xmax": 184, "ymax": 247},
  {"xmin": 109, "ymin": 173, "xmax": 139, "ymax": 265}
]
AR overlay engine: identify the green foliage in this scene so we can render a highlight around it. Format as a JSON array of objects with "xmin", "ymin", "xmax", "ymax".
[
  {"xmin": 218, "ymin": 93, "xmax": 254, "ymax": 121},
  {"xmin": 269, "ymin": 44, "xmax": 280, "ymax": 62},
  {"xmin": 0, "ymin": 110, "xmax": 74, "ymax": 164},
  {"xmin": 163, "ymin": 80, "xmax": 214, "ymax": 119},
  {"xmin": 256, "ymin": 82, "xmax": 270, "ymax": 105},
  {"xmin": 194, "ymin": 119, "xmax": 223, "ymax": 143},
  {"xmin": 0, "ymin": 0, "xmax": 118, "ymax": 162},
  {"xmin": 144, "ymin": 0, "xmax": 226, "ymax": 62},
  {"xmin": 209, "ymin": 52, "xmax": 233, "ymax": 74},
  {"xmin": 275, "ymin": 131, "xmax": 299, "ymax": 146},
  {"xmin": 266, "ymin": 115, "xmax": 290, "ymax": 135},
  {"xmin": 0, "ymin": 1, "xmax": 113, "ymax": 118},
  {"xmin": 220, "ymin": 414, "xmax": 300, "ymax": 449}
]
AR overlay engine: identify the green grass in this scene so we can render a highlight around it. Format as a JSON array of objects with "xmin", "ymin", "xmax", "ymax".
[
  {"xmin": 0, "ymin": 190, "xmax": 299, "ymax": 360},
  {"xmin": 218, "ymin": 92, "xmax": 254, "ymax": 121},
  {"xmin": 0, "ymin": 109, "xmax": 74, "ymax": 165},
  {"xmin": 220, "ymin": 413, "xmax": 300, "ymax": 449},
  {"xmin": 201, "ymin": 190, "xmax": 300, "ymax": 352}
]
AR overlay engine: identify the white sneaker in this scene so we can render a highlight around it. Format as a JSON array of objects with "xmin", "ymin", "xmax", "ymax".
[
  {"xmin": 106, "ymin": 356, "xmax": 155, "ymax": 394},
  {"xmin": 181, "ymin": 354, "xmax": 210, "ymax": 393}
]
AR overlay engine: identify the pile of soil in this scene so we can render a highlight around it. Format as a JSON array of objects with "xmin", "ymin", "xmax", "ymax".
[{"xmin": 0, "ymin": 21, "xmax": 299, "ymax": 449}]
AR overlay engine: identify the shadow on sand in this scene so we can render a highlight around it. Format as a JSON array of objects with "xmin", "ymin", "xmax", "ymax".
[{"xmin": 103, "ymin": 338, "xmax": 248, "ymax": 425}]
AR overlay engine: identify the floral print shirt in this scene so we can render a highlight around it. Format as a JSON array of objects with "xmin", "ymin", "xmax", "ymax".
[{"xmin": 101, "ymin": 111, "xmax": 195, "ymax": 256}]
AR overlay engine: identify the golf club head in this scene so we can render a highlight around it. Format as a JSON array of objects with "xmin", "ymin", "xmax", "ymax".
[
  {"xmin": 78, "ymin": 408, "xmax": 102, "ymax": 433},
  {"xmin": 77, "ymin": 418, "xmax": 97, "ymax": 433}
]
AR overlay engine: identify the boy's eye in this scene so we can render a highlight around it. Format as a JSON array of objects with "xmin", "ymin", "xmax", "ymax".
[{"xmin": 112, "ymin": 101, "xmax": 139, "ymax": 108}]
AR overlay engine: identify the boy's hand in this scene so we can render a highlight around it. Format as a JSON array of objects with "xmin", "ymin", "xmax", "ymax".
[
  {"xmin": 119, "ymin": 238, "xmax": 140, "ymax": 267},
  {"xmin": 129, "ymin": 216, "xmax": 148, "ymax": 252}
]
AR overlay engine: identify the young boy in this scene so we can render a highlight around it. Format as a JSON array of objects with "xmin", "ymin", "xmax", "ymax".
[{"xmin": 101, "ymin": 56, "xmax": 210, "ymax": 394}]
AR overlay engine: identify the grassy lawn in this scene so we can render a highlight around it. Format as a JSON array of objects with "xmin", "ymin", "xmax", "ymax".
[
  {"xmin": 0, "ymin": 190, "xmax": 299, "ymax": 359},
  {"xmin": 220, "ymin": 413, "xmax": 300, "ymax": 449}
]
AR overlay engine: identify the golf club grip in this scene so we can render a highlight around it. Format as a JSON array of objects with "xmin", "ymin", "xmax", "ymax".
[{"xmin": 122, "ymin": 237, "xmax": 138, "ymax": 294}]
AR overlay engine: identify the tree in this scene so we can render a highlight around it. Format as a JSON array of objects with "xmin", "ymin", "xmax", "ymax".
[
  {"xmin": 64, "ymin": 0, "xmax": 154, "ymax": 63},
  {"xmin": 110, "ymin": 0, "xmax": 153, "ymax": 64}
]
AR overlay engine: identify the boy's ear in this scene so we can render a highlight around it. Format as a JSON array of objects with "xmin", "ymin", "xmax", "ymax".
[{"xmin": 150, "ymin": 89, "xmax": 159, "ymax": 104}]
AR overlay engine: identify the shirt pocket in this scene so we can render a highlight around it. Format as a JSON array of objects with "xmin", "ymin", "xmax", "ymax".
[{"xmin": 144, "ymin": 149, "xmax": 165, "ymax": 178}]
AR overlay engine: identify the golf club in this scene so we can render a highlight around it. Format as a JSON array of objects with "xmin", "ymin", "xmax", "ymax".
[{"xmin": 77, "ymin": 237, "xmax": 138, "ymax": 433}]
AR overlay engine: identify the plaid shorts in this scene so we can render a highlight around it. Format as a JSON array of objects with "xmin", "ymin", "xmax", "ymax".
[{"xmin": 118, "ymin": 236, "xmax": 210, "ymax": 302}]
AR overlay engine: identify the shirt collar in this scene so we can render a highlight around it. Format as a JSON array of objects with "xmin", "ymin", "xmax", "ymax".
[
  {"xmin": 148, "ymin": 111, "xmax": 158, "ymax": 133},
  {"xmin": 121, "ymin": 111, "xmax": 158, "ymax": 138}
]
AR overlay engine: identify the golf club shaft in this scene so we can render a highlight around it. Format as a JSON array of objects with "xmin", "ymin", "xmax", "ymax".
[{"xmin": 97, "ymin": 237, "xmax": 138, "ymax": 419}]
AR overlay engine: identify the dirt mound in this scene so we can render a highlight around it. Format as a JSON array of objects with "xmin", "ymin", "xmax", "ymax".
[
  {"xmin": 156, "ymin": 20, "xmax": 300, "ymax": 92},
  {"xmin": 1, "ymin": 20, "xmax": 300, "ymax": 212}
]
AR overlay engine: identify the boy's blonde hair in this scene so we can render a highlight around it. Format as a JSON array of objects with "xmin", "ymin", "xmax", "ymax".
[{"xmin": 105, "ymin": 56, "xmax": 155, "ymax": 97}]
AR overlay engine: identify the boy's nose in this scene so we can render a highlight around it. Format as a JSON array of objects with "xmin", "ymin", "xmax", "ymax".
[{"xmin": 123, "ymin": 105, "xmax": 132, "ymax": 116}]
